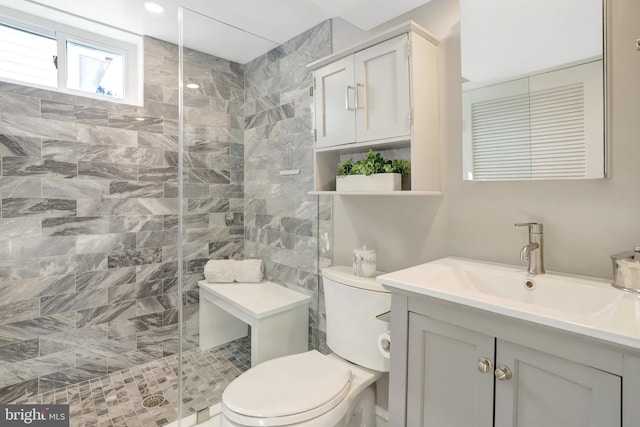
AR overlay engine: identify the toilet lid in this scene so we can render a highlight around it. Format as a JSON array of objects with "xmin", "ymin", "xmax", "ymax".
[{"xmin": 223, "ymin": 350, "xmax": 352, "ymax": 419}]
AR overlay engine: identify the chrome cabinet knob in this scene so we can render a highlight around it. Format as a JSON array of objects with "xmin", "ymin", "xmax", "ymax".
[
  {"xmin": 477, "ymin": 357, "xmax": 493, "ymax": 373},
  {"xmin": 495, "ymin": 365, "xmax": 513, "ymax": 381}
]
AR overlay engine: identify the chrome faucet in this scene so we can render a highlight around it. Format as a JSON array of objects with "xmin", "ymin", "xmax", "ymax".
[{"xmin": 515, "ymin": 223, "xmax": 545, "ymax": 275}]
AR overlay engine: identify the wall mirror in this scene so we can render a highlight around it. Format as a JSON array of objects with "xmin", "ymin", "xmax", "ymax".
[{"xmin": 460, "ymin": 0, "xmax": 606, "ymax": 181}]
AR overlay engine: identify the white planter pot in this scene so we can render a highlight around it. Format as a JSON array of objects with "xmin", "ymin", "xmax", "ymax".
[{"xmin": 336, "ymin": 173, "xmax": 402, "ymax": 192}]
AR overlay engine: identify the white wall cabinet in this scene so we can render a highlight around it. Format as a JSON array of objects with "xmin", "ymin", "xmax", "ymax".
[
  {"xmin": 387, "ymin": 294, "xmax": 637, "ymax": 426},
  {"xmin": 308, "ymin": 22, "xmax": 440, "ymax": 193},
  {"xmin": 314, "ymin": 34, "xmax": 411, "ymax": 149}
]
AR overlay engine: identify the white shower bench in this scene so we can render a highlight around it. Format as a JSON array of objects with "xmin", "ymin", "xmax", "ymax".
[{"xmin": 197, "ymin": 280, "xmax": 311, "ymax": 367}]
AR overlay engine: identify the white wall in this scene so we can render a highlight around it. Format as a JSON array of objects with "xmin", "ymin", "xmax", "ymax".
[{"xmin": 332, "ymin": 0, "xmax": 640, "ymax": 279}]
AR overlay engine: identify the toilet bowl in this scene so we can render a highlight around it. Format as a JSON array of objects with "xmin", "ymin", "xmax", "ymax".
[
  {"xmin": 221, "ymin": 351, "xmax": 379, "ymax": 427},
  {"xmin": 220, "ymin": 267, "xmax": 390, "ymax": 427}
]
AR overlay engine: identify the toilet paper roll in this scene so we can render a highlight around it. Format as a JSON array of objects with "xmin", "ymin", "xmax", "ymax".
[{"xmin": 377, "ymin": 331, "xmax": 391, "ymax": 359}]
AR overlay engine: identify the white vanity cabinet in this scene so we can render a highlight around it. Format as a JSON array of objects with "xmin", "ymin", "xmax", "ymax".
[
  {"xmin": 308, "ymin": 22, "xmax": 441, "ymax": 193},
  {"xmin": 407, "ymin": 314, "xmax": 494, "ymax": 426},
  {"xmin": 314, "ymin": 34, "xmax": 411, "ymax": 149},
  {"xmin": 407, "ymin": 312, "xmax": 621, "ymax": 427},
  {"xmin": 388, "ymin": 294, "xmax": 637, "ymax": 426}
]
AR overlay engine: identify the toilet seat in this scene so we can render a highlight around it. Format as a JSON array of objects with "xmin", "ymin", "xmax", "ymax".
[{"xmin": 222, "ymin": 351, "xmax": 353, "ymax": 426}]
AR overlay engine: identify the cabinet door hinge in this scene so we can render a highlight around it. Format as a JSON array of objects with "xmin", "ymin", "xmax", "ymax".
[
  {"xmin": 407, "ymin": 38, "xmax": 412, "ymax": 60},
  {"xmin": 409, "ymin": 109, "xmax": 414, "ymax": 127},
  {"xmin": 313, "ymin": 128, "xmax": 317, "ymax": 142}
]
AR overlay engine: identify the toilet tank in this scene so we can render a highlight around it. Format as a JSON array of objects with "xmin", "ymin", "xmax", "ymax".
[{"xmin": 322, "ymin": 266, "xmax": 390, "ymax": 372}]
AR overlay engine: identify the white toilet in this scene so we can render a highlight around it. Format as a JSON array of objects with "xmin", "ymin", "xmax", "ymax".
[{"xmin": 220, "ymin": 266, "xmax": 391, "ymax": 427}]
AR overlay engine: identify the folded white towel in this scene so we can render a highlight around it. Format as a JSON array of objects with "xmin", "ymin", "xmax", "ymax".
[
  {"xmin": 234, "ymin": 259, "xmax": 264, "ymax": 283},
  {"xmin": 204, "ymin": 259, "xmax": 236, "ymax": 283}
]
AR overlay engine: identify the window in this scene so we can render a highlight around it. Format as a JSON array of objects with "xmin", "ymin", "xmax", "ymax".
[
  {"xmin": 65, "ymin": 40, "xmax": 125, "ymax": 99},
  {"xmin": 0, "ymin": 23, "xmax": 56, "ymax": 88},
  {"xmin": 0, "ymin": 10, "xmax": 142, "ymax": 105}
]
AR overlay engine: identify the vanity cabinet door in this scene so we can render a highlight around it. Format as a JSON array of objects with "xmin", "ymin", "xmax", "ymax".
[
  {"xmin": 494, "ymin": 339, "xmax": 621, "ymax": 427},
  {"xmin": 407, "ymin": 313, "xmax": 494, "ymax": 427},
  {"xmin": 353, "ymin": 34, "xmax": 411, "ymax": 143},
  {"xmin": 314, "ymin": 56, "xmax": 356, "ymax": 148}
]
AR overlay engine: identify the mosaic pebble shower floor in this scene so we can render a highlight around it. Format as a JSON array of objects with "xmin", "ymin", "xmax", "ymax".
[{"xmin": 12, "ymin": 338, "xmax": 251, "ymax": 427}]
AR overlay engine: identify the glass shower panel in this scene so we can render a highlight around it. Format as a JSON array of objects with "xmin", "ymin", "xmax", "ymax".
[{"xmin": 178, "ymin": 8, "xmax": 331, "ymax": 424}]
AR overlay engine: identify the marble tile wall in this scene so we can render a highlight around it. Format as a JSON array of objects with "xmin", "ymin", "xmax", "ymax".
[
  {"xmin": 0, "ymin": 36, "xmax": 244, "ymax": 401},
  {"xmin": 242, "ymin": 21, "xmax": 332, "ymax": 350}
]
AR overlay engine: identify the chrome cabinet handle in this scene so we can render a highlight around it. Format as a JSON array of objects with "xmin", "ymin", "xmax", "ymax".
[
  {"xmin": 355, "ymin": 83, "xmax": 365, "ymax": 110},
  {"xmin": 495, "ymin": 365, "xmax": 513, "ymax": 381},
  {"xmin": 346, "ymin": 85, "xmax": 356, "ymax": 110},
  {"xmin": 477, "ymin": 357, "xmax": 493, "ymax": 374}
]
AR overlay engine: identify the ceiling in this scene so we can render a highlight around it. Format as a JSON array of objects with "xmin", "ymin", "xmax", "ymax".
[{"xmin": 13, "ymin": 0, "xmax": 432, "ymax": 64}]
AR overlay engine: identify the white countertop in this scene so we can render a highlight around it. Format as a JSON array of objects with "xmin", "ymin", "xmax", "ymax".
[{"xmin": 377, "ymin": 257, "xmax": 640, "ymax": 351}]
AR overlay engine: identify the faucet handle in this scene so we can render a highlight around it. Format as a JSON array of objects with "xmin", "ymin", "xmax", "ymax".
[{"xmin": 515, "ymin": 223, "xmax": 543, "ymax": 234}]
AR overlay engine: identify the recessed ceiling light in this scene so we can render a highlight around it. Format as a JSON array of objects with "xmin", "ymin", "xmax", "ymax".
[
  {"xmin": 144, "ymin": 1, "xmax": 165, "ymax": 14},
  {"xmin": 186, "ymin": 83, "xmax": 199, "ymax": 89},
  {"xmin": 135, "ymin": 117, "xmax": 146, "ymax": 121}
]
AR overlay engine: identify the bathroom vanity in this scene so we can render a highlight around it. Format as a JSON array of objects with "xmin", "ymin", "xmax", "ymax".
[{"xmin": 377, "ymin": 257, "xmax": 640, "ymax": 426}]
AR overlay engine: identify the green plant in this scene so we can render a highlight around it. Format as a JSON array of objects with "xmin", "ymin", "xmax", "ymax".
[{"xmin": 336, "ymin": 150, "xmax": 411, "ymax": 176}]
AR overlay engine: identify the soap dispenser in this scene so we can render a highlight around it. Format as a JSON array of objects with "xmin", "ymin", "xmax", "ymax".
[{"xmin": 611, "ymin": 246, "xmax": 640, "ymax": 293}]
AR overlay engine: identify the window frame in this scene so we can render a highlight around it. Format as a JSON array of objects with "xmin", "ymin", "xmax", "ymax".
[{"xmin": 0, "ymin": 7, "xmax": 142, "ymax": 106}]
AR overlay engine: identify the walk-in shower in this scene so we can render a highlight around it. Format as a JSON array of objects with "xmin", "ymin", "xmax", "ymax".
[{"xmin": 0, "ymin": 2, "xmax": 332, "ymax": 425}]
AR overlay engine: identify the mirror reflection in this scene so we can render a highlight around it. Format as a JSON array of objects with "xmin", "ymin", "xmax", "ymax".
[{"xmin": 460, "ymin": 0, "xmax": 605, "ymax": 181}]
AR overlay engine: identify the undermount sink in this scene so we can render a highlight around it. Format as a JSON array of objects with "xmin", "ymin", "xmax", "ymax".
[{"xmin": 377, "ymin": 257, "xmax": 640, "ymax": 350}]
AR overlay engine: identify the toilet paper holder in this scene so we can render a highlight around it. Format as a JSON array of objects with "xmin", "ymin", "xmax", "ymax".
[{"xmin": 376, "ymin": 310, "xmax": 391, "ymax": 323}]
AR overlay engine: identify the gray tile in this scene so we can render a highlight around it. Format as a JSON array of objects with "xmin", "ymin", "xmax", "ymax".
[
  {"xmin": 0, "ymin": 338, "xmax": 39, "ymax": 363},
  {"xmin": 42, "ymin": 140, "xmax": 109, "ymax": 161},
  {"xmin": 42, "ymin": 217, "xmax": 109, "ymax": 237},
  {"xmin": 76, "ymin": 302, "xmax": 137, "ymax": 328},
  {"xmin": 108, "ymin": 181, "xmax": 165, "ymax": 198},
  {"xmin": 41, "ymin": 289, "xmax": 109, "ymax": 316},
  {"xmin": 0, "ymin": 314, "xmax": 75, "ymax": 347},
  {"xmin": 137, "ymin": 166, "xmax": 178, "ymax": 182},
  {"xmin": 78, "ymin": 161, "xmax": 138, "ymax": 181},
  {"xmin": 2, "ymin": 157, "xmax": 77, "ymax": 178},
  {"xmin": 76, "ymin": 233, "xmax": 136, "ymax": 254},
  {"xmin": 2, "ymin": 198, "xmax": 76, "ymax": 218},
  {"xmin": 76, "ymin": 268, "xmax": 136, "ymax": 292},
  {"xmin": 0, "ymin": 113, "xmax": 77, "ymax": 140},
  {"xmin": 41, "ymin": 100, "xmax": 109, "ymax": 126},
  {"xmin": 0, "ymin": 134, "xmax": 41, "ymax": 157},
  {"xmin": 107, "ymin": 248, "xmax": 163, "ymax": 268},
  {"xmin": 109, "ymin": 216, "xmax": 164, "ymax": 233},
  {"xmin": 42, "ymin": 179, "xmax": 108, "ymax": 199},
  {"xmin": 0, "ymin": 299, "xmax": 39, "ymax": 325},
  {"xmin": 108, "ymin": 281, "xmax": 163, "ymax": 305},
  {"xmin": 0, "ymin": 177, "xmax": 42, "ymax": 198}
]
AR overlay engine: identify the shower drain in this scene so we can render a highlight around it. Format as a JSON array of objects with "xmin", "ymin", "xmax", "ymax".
[{"xmin": 142, "ymin": 394, "xmax": 166, "ymax": 408}]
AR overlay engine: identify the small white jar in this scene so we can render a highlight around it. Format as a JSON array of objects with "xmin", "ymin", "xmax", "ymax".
[{"xmin": 353, "ymin": 246, "xmax": 377, "ymax": 278}]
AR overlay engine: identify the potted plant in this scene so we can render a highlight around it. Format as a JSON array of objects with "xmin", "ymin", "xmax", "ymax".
[{"xmin": 336, "ymin": 150, "xmax": 411, "ymax": 192}]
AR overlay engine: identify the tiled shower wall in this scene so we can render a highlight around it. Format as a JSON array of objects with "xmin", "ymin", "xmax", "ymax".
[
  {"xmin": 242, "ymin": 21, "xmax": 332, "ymax": 349},
  {"xmin": 0, "ymin": 36, "xmax": 244, "ymax": 401}
]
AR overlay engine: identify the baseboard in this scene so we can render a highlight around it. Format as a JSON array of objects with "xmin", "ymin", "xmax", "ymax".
[{"xmin": 376, "ymin": 405, "xmax": 389, "ymax": 427}]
